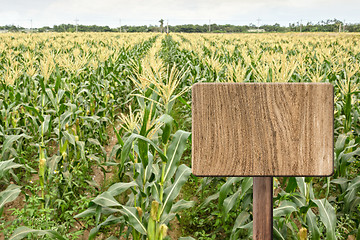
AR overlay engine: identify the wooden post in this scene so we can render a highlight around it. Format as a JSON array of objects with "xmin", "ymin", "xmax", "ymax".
[{"xmin": 253, "ymin": 177, "xmax": 273, "ymax": 240}]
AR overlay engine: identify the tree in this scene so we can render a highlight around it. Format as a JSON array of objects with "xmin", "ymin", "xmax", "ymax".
[{"xmin": 159, "ymin": 19, "xmax": 164, "ymax": 33}]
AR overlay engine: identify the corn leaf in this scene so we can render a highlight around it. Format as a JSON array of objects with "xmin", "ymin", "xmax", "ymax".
[
  {"xmin": 40, "ymin": 115, "xmax": 51, "ymax": 135},
  {"xmin": 223, "ymin": 188, "xmax": 242, "ymax": 217},
  {"xmin": 9, "ymin": 226, "xmax": 65, "ymax": 240},
  {"xmin": 138, "ymin": 106, "xmax": 150, "ymax": 166},
  {"xmin": 218, "ymin": 177, "xmax": 242, "ymax": 209},
  {"xmin": 74, "ymin": 206, "xmax": 120, "ymax": 218},
  {"xmin": 344, "ymin": 176, "xmax": 360, "ymax": 212},
  {"xmin": 120, "ymin": 205, "xmax": 147, "ymax": 235},
  {"xmin": 306, "ymin": 209, "xmax": 320, "ymax": 240},
  {"xmin": 164, "ymin": 130, "xmax": 191, "ymax": 182},
  {"xmin": 159, "ymin": 114, "xmax": 174, "ymax": 144},
  {"xmin": 161, "ymin": 164, "xmax": 191, "ymax": 217},
  {"xmin": 171, "ymin": 199, "xmax": 194, "ymax": 213},
  {"xmin": 0, "ymin": 159, "xmax": 23, "ymax": 177},
  {"xmin": 2, "ymin": 134, "xmax": 31, "ymax": 156},
  {"xmin": 231, "ymin": 211, "xmax": 250, "ymax": 235},
  {"xmin": 273, "ymin": 225, "xmax": 286, "ymax": 240},
  {"xmin": 335, "ymin": 134, "xmax": 347, "ymax": 154},
  {"xmin": 0, "ymin": 184, "xmax": 21, "ymax": 209},
  {"xmin": 92, "ymin": 192, "xmax": 121, "ymax": 207},
  {"xmin": 106, "ymin": 181, "xmax": 137, "ymax": 197},
  {"xmin": 89, "ymin": 215, "xmax": 123, "ymax": 240},
  {"xmin": 120, "ymin": 133, "xmax": 167, "ymax": 175},
  {"xmin": 312, "ymin": 199, "xmax": 336, "ymax": 240},
  {"xmin": 273, "ymin": 201, "xmax": 298, "ymax": 217}
]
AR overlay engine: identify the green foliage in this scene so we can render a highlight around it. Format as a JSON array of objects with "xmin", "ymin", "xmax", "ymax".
[
  {"xmin": 9, "ymin": 226, "xmax": 65, "ymax": 240},
  {"xmin": 1, "ymin": 32, "xmax": 359, "ymax": 240}
]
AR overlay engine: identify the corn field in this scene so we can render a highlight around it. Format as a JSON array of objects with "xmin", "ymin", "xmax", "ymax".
[{"xmin": 0, "ymin": 32, "xmax": 359, "ymax": 240}]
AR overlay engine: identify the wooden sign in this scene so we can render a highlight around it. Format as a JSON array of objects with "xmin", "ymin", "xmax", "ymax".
[
  {"xmin": 192, "ymin": 82, "xmax": 334, "ymax": 239},
  {"xmin": 192, "ymin": 83, "xmax": 334, "ymax": 177}
]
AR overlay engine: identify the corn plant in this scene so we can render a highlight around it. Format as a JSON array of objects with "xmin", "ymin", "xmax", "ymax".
[{"xmin": 1, "ymin": 32, "xmax": 359, "ymax": 239}]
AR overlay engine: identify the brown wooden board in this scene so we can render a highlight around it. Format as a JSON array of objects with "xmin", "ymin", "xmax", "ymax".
[{"xmin": 192, "ymin": 83, "xmax": 334, "ymax": 176}]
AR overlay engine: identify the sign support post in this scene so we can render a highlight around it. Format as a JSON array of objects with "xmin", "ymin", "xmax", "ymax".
[{"xmin": 253, "ymin": 177, "xmax": 273, "ymax": 239}]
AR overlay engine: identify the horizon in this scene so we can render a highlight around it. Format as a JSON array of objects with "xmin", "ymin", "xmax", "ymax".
[
  {"xmin": 1, "ymin": 0, "xmax": 359, "ymax": 29},
  {"xmin": 0, "ymin": 19, "xmax": 357, "ymax": 30}
]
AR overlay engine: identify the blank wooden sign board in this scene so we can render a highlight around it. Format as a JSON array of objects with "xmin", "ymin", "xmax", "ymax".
[{"xmin": 192, "ymin": 83, "xmax": 334, "ymax": 239}]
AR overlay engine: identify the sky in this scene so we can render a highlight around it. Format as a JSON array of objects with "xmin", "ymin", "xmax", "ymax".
[{"xmin": 0, "ymin": 0, "xmax": 359, "ymax": 28}]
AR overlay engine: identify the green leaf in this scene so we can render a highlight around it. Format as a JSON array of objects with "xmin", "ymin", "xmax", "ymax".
[
  {"xmin": 45, "ymin": 88, "xmax": 58, "ymax": 112},
  {"xmin": 63, "ymin": 131, "xmax": 75, "ymax": 146},
  {"xmin": 89, "ymin": 215, "xmax": 122, "ymax": 240},
  {"xmin": 56, "ymin": 89, "xmax": 66, "ymax": 103},
  {"xmin": 138, "ymin": 106, "xmax": 150, "ymax": 166},
  {"xmin": 106, "ymin": 181, "xmax": 137, "ymax": 196},
  {"xmin": 273, "ymin": 224, "xmax": 286, "ymax": 240},
  {"xmin": 77, "ymin": 141, "xmax": 86, "ymax": 161},
  {"xmin": 306, "ymin": 209, "xmax": 320, "ymax": 240},
  {"xmin": 331, "ymin": 178, "xmax": 349, "ymax": 185},
  {"xmin": 23, "ymin": 105, "xmax": 44, "ymax": 122},
  {"xmin": 0, "ymin": 184, "xmax": 21, "ymax": 209},
  {"xmin": 335, "ymin": 134, "xmax": 347, "ymax": 154},
  {"xmin": 273, "ymin": 201, "xmax": 298, "ymax": 217},
  {"xmin": 80, "ymin": 116, "xmax": 101, "ymax": 124},
  {"xmin": 312, "ymin": 199, "xmax": 336, "ymax": 240},
  {"xmin": 95, "ymin": 205, "xmax": 101, "ymax": 226},
  {"xmin": 236, "ymin": 221, "xmax": 253, "ymax": 235},
  {"xmin": 120, "ymin": 133, "xmax": 167, "ymax": 174},
  {"xmin": 60, "ymin": 111, "xmax": 72, "ymax": 128},
  {"xmin": 161, "ymin": 164, "xmax": 191, "ymax": 218},
  {"xmin": 120, "ymin": 205, "xmax": 147, "ymax": 235},
  {"xmin": 74, "ymin": 206, "xmax": 120, "ymax": 218},
  {"xmin": 92, "ymin": 192, "xmax": 121, "ymax": 207},
  {"xmin": 218, "ymin": 177, "xmax": 242, "ymax": 208},
  {"xmin": 0, "ymin": 159, "xmax": 23, "ymax": 178},
  {"xmin": 164, "ymin": 130, "xmax": 191, "ymax": 182},
  {"xmin": 9, "ymin": 226, "xmax": 65, "ymax": 240},
  {"xmin": 160, "ymin": 213, "xmax": 176, "ymax": 226},
  {"xmin": 159, "ymin": 114, "xmax": 174, "ymax": 144},
  {"xmin": 40, "ymin": 115, "xmax": 51, "ymax": 136},
  {"xmin": 296, "ymin": 177, "xmax": 306, "ymax": 196},
  {"xmin": 109, "ymin": 144, "xmax": 122, "ymax": 161},
  {"xmin": 177, "ymin": 96, "xmax": 191, "ymax": 109},
  {"xmin": 231, "ymin": 211, "xmax": 250, "ymax": 233},
  {"xmin": 240, "ymin": 177, "xmax": 253, "ymax": 198},
  {"xmin": 88, "ymin": 138, "xmax": 106, "ymax": 156},
  {"xmin": 223, "ymin": 188, "xmax": 242, "ymax": 217},
  {"xmin": 344, "ymin": 176, "xmax": 360, "ymax": 212},
  {"xmin": 171, "ymin": 199, "xmax": 194, "ymax": 213},
  {"xmin": 2, "ymin": 134, "xmax": 31, "ymax": 156},
  {"xmin": 285, "ymin": 177, "xmax": 298, "ymax": 192},
  {"xmin": 290, "ymin": 193, "xmax": 306, "ymax": 208},
  {"xmin": 74, "ymin": 206, "xmax": 96, "ymax": 218},
  {"xmin": 201, "ymin": 192, "xmax": 219, "ymax": 208}
]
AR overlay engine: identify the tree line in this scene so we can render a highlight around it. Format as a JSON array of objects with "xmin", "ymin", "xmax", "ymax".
[{"xmin": 1, "ymin": 19, "xmax": 360, "ymax": 33}]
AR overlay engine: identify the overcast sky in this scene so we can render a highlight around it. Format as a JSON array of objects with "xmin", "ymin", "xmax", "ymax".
[{"xmin": 0, "ymin": 0, "xmax": 359, "ymax": 28}]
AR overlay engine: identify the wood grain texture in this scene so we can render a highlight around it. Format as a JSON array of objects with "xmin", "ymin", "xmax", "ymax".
[
  {"xmin": 253, "ymin": 177, "xmax": 273, "ymax": 240},
  {"xmin": 192, "ymin": 83, "xmax": 334, "ymax": 176}
]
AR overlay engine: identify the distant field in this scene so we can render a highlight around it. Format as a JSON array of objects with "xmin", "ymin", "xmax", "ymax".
[{"xmin": 0, "ymin": 32, "xmax": 359, "ymax": 239}]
